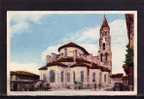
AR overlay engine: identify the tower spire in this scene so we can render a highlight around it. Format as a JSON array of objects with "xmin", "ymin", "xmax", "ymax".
[
  {"xmin": 100, "ymin": 15, "xmax": 110, "ymax": 31},
  {"xmin": 99, "ymin": 15, "xmax": 112, "ymax": 68}
]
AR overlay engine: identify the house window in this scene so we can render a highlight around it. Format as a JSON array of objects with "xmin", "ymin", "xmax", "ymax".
[
  {"xmin": 80, "ymin": 71, "xmax": 84, "ymax": 82},
  {"xmin": 49, "ymin": 70, "xmax": 55, "ymax": 82},
  {"xmin": 73, "ymin": 71, "xmax": 75, "ymax": 82},
  {"xmin": 67, "ymin": 72, "xmax": 70, "ymax": 82},
  {"xmin": 61, "ymin": 71, "xmax": 64, "ymax": 82},
  {"xmin": 92, "ymin": 72, "xmax": 96, "ymax": 82}
]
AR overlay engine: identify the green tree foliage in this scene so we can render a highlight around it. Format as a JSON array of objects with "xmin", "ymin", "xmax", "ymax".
[{"xmin": 124, "ymin": 45, "xmax": 134, "ymax": 67}]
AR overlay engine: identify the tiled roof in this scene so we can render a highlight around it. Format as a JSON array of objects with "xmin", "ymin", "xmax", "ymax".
[
  {"xmin": 57, "ymin": 57, "xmax": 91, "ymax": 64},
  {"xmin": 71, "ymin": 62, "xmax": 91, "ymax": 68},
  {"xmin": 38, "ymin": 62, "xmax": 67, "ymax": 70},
  {"xmin": 10, "ymin": 71, "xmax": 39, "ymax": 78},
  {"xmin": 111, "ymin": 73, "xmax": 123, "ymax": 78},
  {"xmin": 39, "ymin": 57, "xmax": 111, "ymax": 72},
  {"xmin": 58, "ymin": 42, "xmax": 89, "ymax": 55}
]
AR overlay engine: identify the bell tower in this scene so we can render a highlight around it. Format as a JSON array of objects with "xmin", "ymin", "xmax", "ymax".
[{"xmin": 99, "ymin": 15, "xmax": 112, "ymax": 68}]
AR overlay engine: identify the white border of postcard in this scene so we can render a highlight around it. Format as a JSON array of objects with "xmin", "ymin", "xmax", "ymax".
[{"xmin": 7, "ymin": 11, "xmax": 137, "ymax": 96}]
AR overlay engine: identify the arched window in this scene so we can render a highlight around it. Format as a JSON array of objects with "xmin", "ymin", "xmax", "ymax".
[
  {"xmin": 104, "ymin": 74, "xmax": 107, "ymax": 82},
  {"xmin": 105, "ymin": 53, "xmax": 108, "ymax": 61},
  {"xmin": 73, "ymin": 71, "xmax": 75, "ymax": 82},
  {"xmin": 100, "ymin": 54, "xmax": 103, "ymax": 62},
  {"xmin": 67, "ymin": 72, "xmax": 70, "ymax": 82},
  {"xmin": 92, "ymin": 72, "xmax": 96, "ymax": 82},
  {"xmin": 80, "ymin": 71, "xmax": 84, "ymax": 82},
  {"xmin": 49, "ymin": 70, "xmax": 55, "ymax": 82},
  {"xmin": 61, "ymin": 71, "xmax": 64, "ymax": 82},
  {"xmin": 103, "ymin": 43, "xmax": 105, "ymax": 50}
]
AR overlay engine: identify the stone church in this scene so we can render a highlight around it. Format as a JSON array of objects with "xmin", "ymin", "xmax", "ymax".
[{"xmin": 38, "ymin": 16, "xmax": 112, "ymax": 89}]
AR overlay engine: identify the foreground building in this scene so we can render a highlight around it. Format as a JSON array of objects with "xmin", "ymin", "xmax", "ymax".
[
  {"xmin": 123, "ymin": 14, "xmax": 134, "ymax": 90},
  {"xmin": 10, "ymin": 71, "xmax": 39, "ymax": 91},
  {"xmin": 39, "ymin": 16, "xmax": 112, "ymax": 89}
]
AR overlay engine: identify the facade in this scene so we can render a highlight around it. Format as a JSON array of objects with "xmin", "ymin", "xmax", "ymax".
[
  {"xmin": 39, "ymin": 16, "xmax": 112, "ymax": 90},
  {"xmin": 123, "ymin": 14, "xmax": 134, "ymax": 90},
  {"xmin": 125, "ymin": 14, "xmax": 134, "ymax": 49},
  {"xmin": 10, "ymin": 71, "xmax": 40, "ymax": 91},
  {"xmin": 111, "ymin": 73, "xmax": 123, "ymax": 86}
]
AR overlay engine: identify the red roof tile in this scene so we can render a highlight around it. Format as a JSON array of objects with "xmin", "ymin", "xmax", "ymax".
[
  {"xmin": 38, "ymin": 62, "xmax": 67, "ymax": 70},
  {"xmin": 111, "ymin": 73, "xmax": 123, "ymax": 78},
  {"xmin": 10, "ymin": 71, "xmax": 39, "ymax": 78}
]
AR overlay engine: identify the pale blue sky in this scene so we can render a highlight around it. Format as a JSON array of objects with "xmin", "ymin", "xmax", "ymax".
[{"xmin": 8, "ymin": 12, "xmax": 128, "ymax": 74}]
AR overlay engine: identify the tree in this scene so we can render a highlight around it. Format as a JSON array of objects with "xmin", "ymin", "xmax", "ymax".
[{"xmin": 124, "ymin": 44, "xmax": 134, "ymax": 67}]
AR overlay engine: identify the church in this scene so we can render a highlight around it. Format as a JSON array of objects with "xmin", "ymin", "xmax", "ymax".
[{"xmin": 38, "ymin": 16, "xmax": 112, "ymax": 89}]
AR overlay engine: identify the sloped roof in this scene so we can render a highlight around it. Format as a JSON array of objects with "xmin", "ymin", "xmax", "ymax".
[
  {"xmin": 111, "ymin": 73, "xmax": 123, "ymax": 78},
  {"xmin": 71, "ymin": 62, "xmax": 91, "ymax": 68},
  {"xmin": 10, "ymin": 71, "xmax": 39, "ymax": 78},
  {"xmin": 57, "ymin": 57, "xmax": 91, "ymax": 64},
  {"xmin": 39, "ymin": 57, "xmax": 110, "ymax": 72},
  {"xmin": 58, "ymin": 42, "xmax": 89, "ymax": 55},
  {"xmin": 38, "ymin": 62, "xmax": 67, "ymax": 70}
]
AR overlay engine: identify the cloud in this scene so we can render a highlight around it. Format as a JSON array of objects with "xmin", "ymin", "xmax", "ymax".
[
  {"xmin": 41, "ymin": 18, "xmax": 128, "ymax": 74},
  {"xmin": 41, "ymin": 44, "xmax": 61, "ymax": 62},
  {"xmin": 10, "ymin": 62, "xmax": 40, "ymax": 75},
  {"xmin": 111, "ymin": 47, "xmax": 127, "ymax": 74},
  {"xmin": 110, "ymin": 19, "xmax": 128, "ymax": 74},
  {"xmin": 8, "ymin": 11, "xmax": 48, "ymax": 34}
]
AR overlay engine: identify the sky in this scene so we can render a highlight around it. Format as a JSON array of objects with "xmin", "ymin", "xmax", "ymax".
[{"xmin": 8, "ymin": 11, "xmax": 128, "ymax": 74}]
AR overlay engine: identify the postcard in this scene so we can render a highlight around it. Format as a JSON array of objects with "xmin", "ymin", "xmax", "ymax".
[{"xmin": 7, "ymin": 11, "xmax": 137, "ymax": 96}]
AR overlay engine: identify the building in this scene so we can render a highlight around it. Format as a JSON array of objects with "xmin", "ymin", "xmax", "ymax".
[
  {"xmin": 123, "ymin": 14, "xmax": 134, "ymax": 90},
  {"xmin": 111, "ymin": 73, "xmax": 123, "ymax": 86},
  {"xmin": 111, "ymin": 73, "xmax": 130, "ymax": 91},
  {"xmin": 38, "ymin": 16, "xmax": 112, "ymax": 90},
  {"xmin": 125, "ymin": 14, "xmax": 134, "ymax": 49},
  {"xmin": 10, "ymin": 71, "xmax": 40, "ymax": 91}
]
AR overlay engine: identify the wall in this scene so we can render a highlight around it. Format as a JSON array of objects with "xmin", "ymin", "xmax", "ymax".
[{"xmin": 59, "ymin": 47, "xmax": 85, "ymax": 57}]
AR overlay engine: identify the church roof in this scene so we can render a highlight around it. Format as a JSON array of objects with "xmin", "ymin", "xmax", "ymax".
[
  {"xmin": 10, "ymin": 71, "xmax": 39, "ymax": 78},
  {"xmin": 71, "ymin": 62, "xmax": 91, "ymax": 68},
  {"xmin": 39, "ymin": 57, "xmax": 110, "ymax": 72},
  {"xmin": 100, "ymin": 15, "xmax": 110, "ymax": 30},
  {"xmin": 111, "ymin": 73, "xmax": 123, "ymax": 78},
  {"xmin": 57, "ymin": 57, "xmax": 91, "ymax": 63},
  {"xmin": 101, "ymin": 67, "xmax": 111, "ymax": 72},
  {"xmin": 58, "ymin": 42, "xmax": 89, "ymax": 55},
  {"xmin": 38, "ymin": 62, "xmax": 67, "ymax": 70}
]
